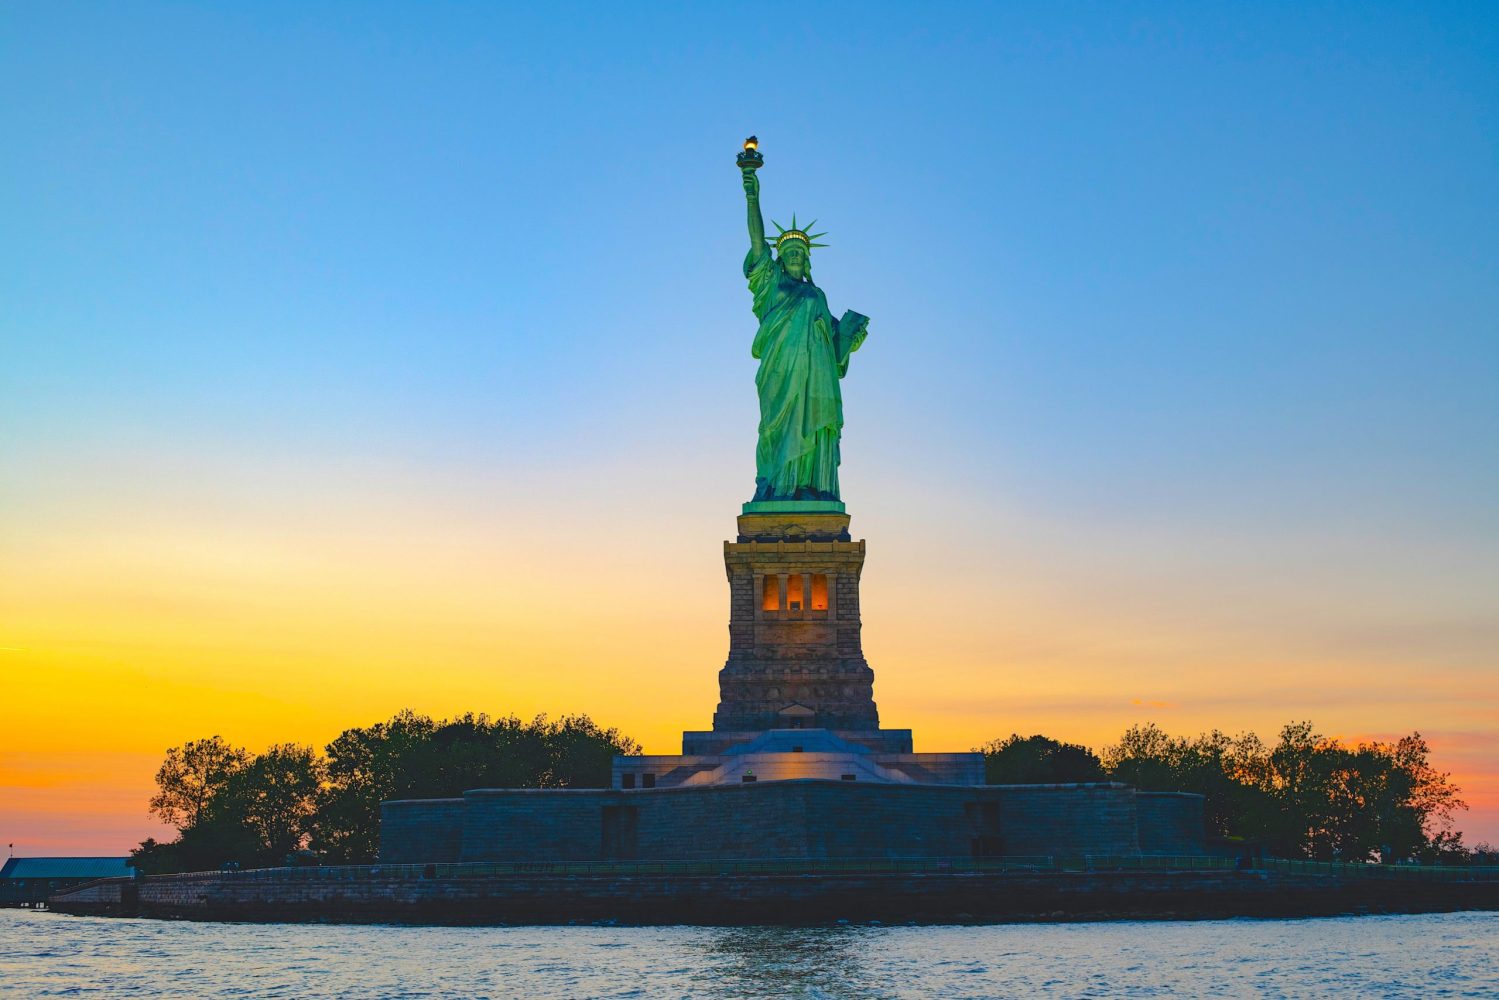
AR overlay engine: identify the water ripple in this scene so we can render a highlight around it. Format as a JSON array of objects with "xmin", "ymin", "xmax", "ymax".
[{"xmin": 2, "ymin": 910, "xmax": 1497, "ymax": 998}]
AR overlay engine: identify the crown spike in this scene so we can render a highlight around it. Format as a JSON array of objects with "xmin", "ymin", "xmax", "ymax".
[{"xmin": 772, "ymin": 220, "xmax": 786, "ymax": 234}]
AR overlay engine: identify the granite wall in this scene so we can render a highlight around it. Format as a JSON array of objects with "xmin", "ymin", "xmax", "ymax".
[
  {"xmin": 1136, "ymin": 791, "xmax": 1207, "ymax": 856},
  {"xmin": 380, "ymin": 780, "xmax": 1172, "ymax": 864},
  {"xmin": 986, "ymin": 783, "xmax": 1142, "ymax": 856},
  {"xmin": 379, "ymin": 797, "xmax": 464, "ymax": 865},
  {"xmin": 53, "ymin": 867, "xmax": 1499, "ymax": 925}
]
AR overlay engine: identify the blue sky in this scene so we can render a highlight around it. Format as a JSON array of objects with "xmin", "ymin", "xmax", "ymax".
[
  {"xmin": 4, "ymin": 2, "xmax": 1499, "ymax": 849},
  {"xmin": 7, "ymin": 3, "xmax": 1495, "ymax": 504}
]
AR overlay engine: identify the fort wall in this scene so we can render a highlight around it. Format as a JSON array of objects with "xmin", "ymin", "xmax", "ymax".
[
  {"xmin": 1137, "ymin": 791, "xmax": 1209, "ymax": 856},
  {"xmin": 381, "ymin": 780, "xmax": 1176, "ymax": 865}
]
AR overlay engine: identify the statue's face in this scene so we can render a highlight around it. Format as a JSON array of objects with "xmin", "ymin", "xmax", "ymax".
[{"xmin": 779, "ymin": 242, "xmax": 808, "ymax": 279}]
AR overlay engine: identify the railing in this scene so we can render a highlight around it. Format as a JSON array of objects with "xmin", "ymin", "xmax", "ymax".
[
  {"xmin": 13, "ymin": 875, "xmax": 136, "ymax": 906},
  {"xmin": 156, "ymin": 855, "xmax": 1057, "ymax": 881},
  {"xmin": 123, "ymin": 854, "xmax": 1499, "ymax": 885},
  {"xmin": 45, "ymin": 875, "xmax": 126, "ymax": 895},
  {"xmin": 1259, "ymin": 858, "xmax": 1499, "ymax": 883}
]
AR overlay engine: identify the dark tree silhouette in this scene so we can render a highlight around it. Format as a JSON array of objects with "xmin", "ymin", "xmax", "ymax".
[
  {"xmin": 975, "ymin": 734, "xmax": 1106, "ymax": 785},
  {"xmin": 1101, "ymin": 720, "xmax": 1466, "ymax": 862},
  {"xmin": 134, "ymin": 710, "xmax": 642, "ymax": 871},
  {"xmin": 148, "ymin": 735, "xmax": 250, "ymax": 829}
]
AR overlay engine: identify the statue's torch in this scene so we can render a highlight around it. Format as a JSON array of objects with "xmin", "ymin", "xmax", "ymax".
[{"xmin": 737, "ymin": 135, "xmax": 764, "ymax": 171}]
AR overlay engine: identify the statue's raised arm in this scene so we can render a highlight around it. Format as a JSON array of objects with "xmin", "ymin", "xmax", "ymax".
[
  {"xmin": 743, "ymin": 166, "xmax": 765, "ymax": 256},
  {"xmin": 735, "ymin": 137, "xmax": 866, "ymax": 506}
]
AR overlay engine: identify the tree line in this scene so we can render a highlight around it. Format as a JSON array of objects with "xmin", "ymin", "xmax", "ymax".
[
  {"xmin": 135, "ymin": 712, "xmax": 1478, "ymax": 872},
  {"xmin": 977, "ymin": 721, "xmax": 1479, "ymax": 864},
  {"xmin": 132, "ymin": 710, "xmax": 640, "ymax": 873}
]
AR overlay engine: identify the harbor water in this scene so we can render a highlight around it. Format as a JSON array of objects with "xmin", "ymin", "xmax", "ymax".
[{"xmin": 3, "ymin": 908, "xmax": 1497, "ymax": 998}]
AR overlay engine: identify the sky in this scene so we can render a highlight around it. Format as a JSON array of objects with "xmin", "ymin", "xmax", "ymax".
[{"xmin": 2, "ymin": 2, "xmax": 1496, "ymax": 854}]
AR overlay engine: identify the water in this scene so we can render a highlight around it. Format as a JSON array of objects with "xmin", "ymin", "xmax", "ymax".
[{"xmin": 2, "ymin": 910, "xmax": 1497, "ymax": 998}]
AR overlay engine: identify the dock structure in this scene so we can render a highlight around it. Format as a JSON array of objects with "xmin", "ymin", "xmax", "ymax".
[{"xmin": 1, "ymin": 857, "xmax": 134, "ymax": 908}]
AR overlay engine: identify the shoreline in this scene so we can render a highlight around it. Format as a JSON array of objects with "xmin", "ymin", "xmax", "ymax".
[{"xmin": 47, "ymin": 866, "xmax": 1499, "ymax": 926}]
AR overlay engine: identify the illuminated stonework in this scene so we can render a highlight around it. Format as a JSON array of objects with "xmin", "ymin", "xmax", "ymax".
[
  {"xmin": 712, "ymin": 511, "xmax": 878, "ymax": 733},
  {"xmin": 608, "ymin": 508, "xmax": 987, "ymax": 790}
]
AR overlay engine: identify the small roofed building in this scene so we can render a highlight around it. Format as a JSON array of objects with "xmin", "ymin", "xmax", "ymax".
[{"xmin": 0, "ymin": 857, "xmax": 134, "ymax": 907}]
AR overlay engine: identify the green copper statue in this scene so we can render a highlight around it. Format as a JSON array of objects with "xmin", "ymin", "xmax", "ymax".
[{"xmin": 740, "ymin": 139, "xmax": 869, "ymax": 503}]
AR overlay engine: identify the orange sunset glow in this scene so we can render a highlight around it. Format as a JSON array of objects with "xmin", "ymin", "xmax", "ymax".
[{"xmin": 4, "ymin": 444, "xmax": 1495, "ymax": 852}]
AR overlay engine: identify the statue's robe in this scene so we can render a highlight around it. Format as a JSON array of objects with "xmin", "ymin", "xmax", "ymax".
[{"xmin": 745, "ymin": 246, "xmax": 868, "ymax": 500}]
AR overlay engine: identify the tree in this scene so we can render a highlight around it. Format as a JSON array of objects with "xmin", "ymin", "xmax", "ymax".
[
  {"xmin": 315, "ymin": 709, "xmax": 436, "ymax": 863},
  {"xmin": 538, "ymin": 714, "xmax": 643, "ymax": 788},
  {"xmin": 1386, "ymin": 733, "xmax": 1466, "ymax": 860},
  {"xmin": 219, "ymin": 743, "xmax": 323, "ymax": 862},
  {"xmin": 1102, "ymin": 724, "xmax": 1272, "ymax": 839},
  {"xmin": 311, "ymin": 709, "xmax": 643, "ymax": 863},
  {"xmin": 975, "ymin": 734, "xmax": 1105, "ymax": 785},
  {"xmin": 1101, "ymin": 720, "xmax": 1468, "ymax": 861},
  {"xmin": 136, "ymin": 741, "xmax": 324, "ymax": 871},
  {"xmin": 130, "ymin": 818, "xmax": 261, "ymax": 875},
  {"xmin": 1101, "ymin": 724, "xmax": 1180, "ymax": 793},
  {"xmin": 148, "ymin": 736, "xmax": 250, "ymax": 829}
]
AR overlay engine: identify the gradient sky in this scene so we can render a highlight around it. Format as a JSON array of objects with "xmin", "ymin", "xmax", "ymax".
[{"xmin": 3, "ymin": 2, "xmax": 1497, "ymax": 854}]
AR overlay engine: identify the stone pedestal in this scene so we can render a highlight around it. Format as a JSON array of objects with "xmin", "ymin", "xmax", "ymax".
[
  {"xmin": 713, "ymin": 511, "xmax": 879, "ymax": 733},
  {"xmin": 606, "ymin": 506, "xmax": 983, "ymax": 789}
]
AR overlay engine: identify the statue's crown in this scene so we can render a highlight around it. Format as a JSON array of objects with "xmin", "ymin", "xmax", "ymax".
[{"xmin": 770, "ymin": 214, "xmax": 828, "ymax": 250}]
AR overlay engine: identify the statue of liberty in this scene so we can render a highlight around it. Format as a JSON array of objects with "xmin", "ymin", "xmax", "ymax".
[{"xmin": 739, "ymin": 140, "xmax": 869, "ymax": 504}]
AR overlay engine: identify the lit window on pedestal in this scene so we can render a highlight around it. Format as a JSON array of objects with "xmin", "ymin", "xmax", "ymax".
[
  {"xmin": 811, "ymin": 574, "xmax": 828, "ymax": 610},
  {"xmin": 761, "ymin": 576, "xmax": 779, "ymax": 611},
  {"xmin": 787, "ymin": 574, "xmax": 804, "ymax": 611}
]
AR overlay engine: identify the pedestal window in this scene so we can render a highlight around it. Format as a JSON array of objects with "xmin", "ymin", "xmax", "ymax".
[
  {"xmin": 810, "ymin": 574, "xmax": 828, "ymax": 610},
  {"xmin": 761, "ymin": 575, "xmax": 779, "ymax": 611}
]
